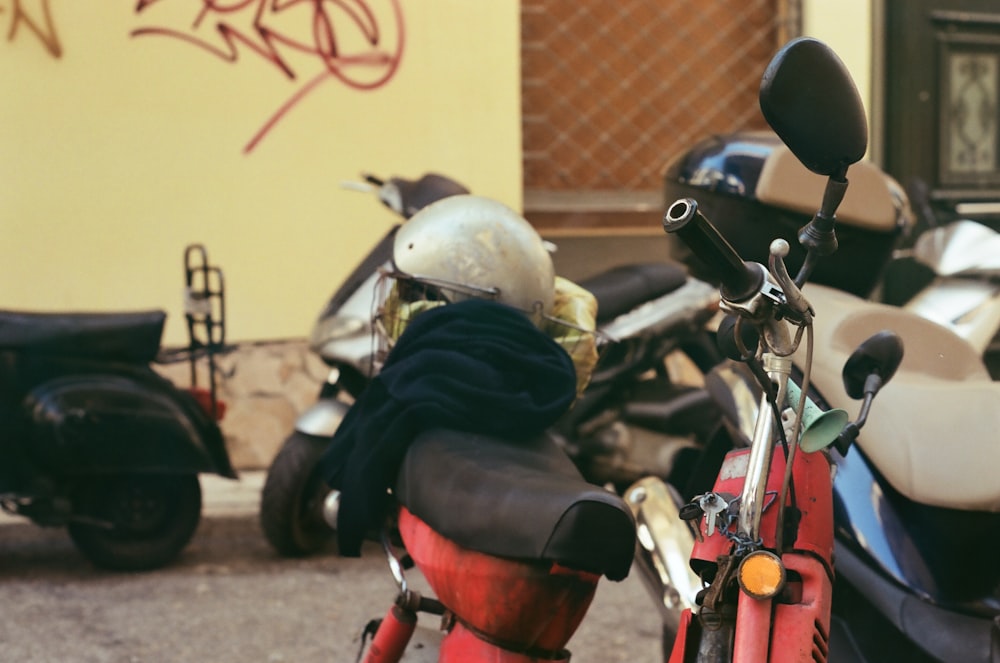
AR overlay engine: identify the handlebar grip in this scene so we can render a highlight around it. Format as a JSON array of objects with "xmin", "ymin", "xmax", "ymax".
[{"xmin": 663, "ymin": 198, "xmax": 762, "ymax": 300}]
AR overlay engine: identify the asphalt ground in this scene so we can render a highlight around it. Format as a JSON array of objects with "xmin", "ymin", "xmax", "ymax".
[{"xmin": 0, "ymin": 471, "xmax": 663, "ymax": 662}]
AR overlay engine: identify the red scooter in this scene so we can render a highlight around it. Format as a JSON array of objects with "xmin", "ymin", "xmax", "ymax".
[
  {"xmin": 353, "ymin": 37, "xmax": 899, "ymax": 662},
  {"xmin": 656, "ymin": 38, "xmax": 901, "ymax": 661},
  {"xmin": 361, "ymin": 428, "xmax": 636, "ymax": 662}
]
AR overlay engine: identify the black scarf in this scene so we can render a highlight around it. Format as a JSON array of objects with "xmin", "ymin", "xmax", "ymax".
[{"xmin": 319, "ymin": 298, "xmax": 578, "ymax": 556}]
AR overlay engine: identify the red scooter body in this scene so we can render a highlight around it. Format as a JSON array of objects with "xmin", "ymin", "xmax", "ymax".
[
  {"xmin": 364, "ymin": 507, "xmax": 604, "ymax": 662},
  {"xmin": 362, "ymin": 428, "xmax": 636, "ymax": 662},
  {"xmin": 669, "ymin": 446, "xmax": 835, "ymax": 662},
  {"xmin": 690, "ymin": 448, "xmax": 834, "ymax": 564},
  {"xmin": 399, "ymin": 508, "xmax": 599, "ymax": 653}
]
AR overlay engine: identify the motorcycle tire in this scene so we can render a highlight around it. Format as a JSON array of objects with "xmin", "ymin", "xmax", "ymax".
[
  {"xmin": 67, "ymin": 473, "xmax": 202, "ymax": 571},
  {"xmin": 260, "ymin": 431, "xmax": 335, "ymax": 557}
]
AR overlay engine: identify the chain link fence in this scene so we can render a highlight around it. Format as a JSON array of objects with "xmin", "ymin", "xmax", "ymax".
[{"xmin": 522, "ymin": 0, "xmax": 800, "ymax": 215}]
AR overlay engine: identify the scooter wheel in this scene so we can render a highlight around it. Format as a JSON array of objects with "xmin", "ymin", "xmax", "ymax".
[
  {"xmin": 67, "ymin": 473, "xmax": 202, "ymax": 571},
  {"xmin": 260, "ymin": 431, "xmax": 334, "ymax": 557}
]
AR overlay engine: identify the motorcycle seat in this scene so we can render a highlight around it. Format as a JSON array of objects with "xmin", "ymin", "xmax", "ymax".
[
  {"xmin": 0, "ymin": 309, "xmax": 167, "ymax": 363},
  {"xmin": 395, "ymin": 427, "xmax": 636, "ymax": 581},
  {"xmin": 580, "ymin": 262, "xmax": 687, "ymax": 323},
  {"xmin": 803, "ymin": 284, "xmax": 1000, "ymax": 511}
]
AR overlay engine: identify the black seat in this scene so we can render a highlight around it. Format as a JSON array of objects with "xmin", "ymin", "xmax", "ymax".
[
  {"xmin": 0, "ymin": 310, "xmax": 167, "ymax": 363},
  {"xmin": 395, "ymin": 428, "xmax": 636, "ymax": 581},
  {"xmin": 580, "ymin": 263, "xmax": 688, "ymax": 324}
]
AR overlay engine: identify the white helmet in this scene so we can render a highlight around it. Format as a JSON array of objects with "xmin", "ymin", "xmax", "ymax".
[{"xmin": 391, "ymin": 195, "xmax": 555, "ymax": 317}]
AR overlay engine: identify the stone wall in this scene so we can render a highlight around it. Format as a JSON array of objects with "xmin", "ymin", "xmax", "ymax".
[{"xmin": 156, "ymin": 340, "xmax": 329, "ymax": 471}]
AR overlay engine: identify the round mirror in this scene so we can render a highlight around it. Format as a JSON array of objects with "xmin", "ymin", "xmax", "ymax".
[{"xmin": 842, "ymin": 330, "xmax": 904, "ymax": 399}]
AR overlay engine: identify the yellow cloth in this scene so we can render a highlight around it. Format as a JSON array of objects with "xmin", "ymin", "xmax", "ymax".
[
  {"xmin": 380, "ymin": 276, "xmax": 599, "ymax": 397},
  {"xmin": 380, "ymin": 283, "xmax": 444, "ymax": 343},
  {"xmin": 542, "ymin": 276, "xmax": 599, "ymax": 397}
]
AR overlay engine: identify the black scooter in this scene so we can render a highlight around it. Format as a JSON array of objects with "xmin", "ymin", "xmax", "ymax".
[
  {"xmin": 260, "ymin": 173, "xmax": 723, "ymax": 556},
  {"xmin": 0, "ymin": 245, "xmax": 236, "ymax": 571}
]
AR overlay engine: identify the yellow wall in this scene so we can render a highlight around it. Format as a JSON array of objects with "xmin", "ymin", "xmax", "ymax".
[
  {"xmin": 3, "ymin": 2, "xmax": 877, "ymax": 346},
  {"xmin": 802, "ymin": 0, "xmax": 873, "ymax": 132},
  {"xmin": 1, "ymin": 1, "xmax": 521, "ymax": 345}
]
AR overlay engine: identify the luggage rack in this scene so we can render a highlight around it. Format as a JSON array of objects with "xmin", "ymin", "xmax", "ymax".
[{"xmin": 158, "ymin": 244, "xmax": 229, "ymax": 420}]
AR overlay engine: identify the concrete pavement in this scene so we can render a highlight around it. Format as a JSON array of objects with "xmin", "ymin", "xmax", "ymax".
[
  {"xmin": 0, "ymin": 470, "xmax": 664, "ymax": 662},
  {"xmin": 200, "ymin": 469, "xmax": 267, "ymax": 518}
]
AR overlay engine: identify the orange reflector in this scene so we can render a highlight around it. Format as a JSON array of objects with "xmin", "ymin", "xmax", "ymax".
[{"xmin": 738, "ymin": 550, "xmax": 785, "ymax": 600}]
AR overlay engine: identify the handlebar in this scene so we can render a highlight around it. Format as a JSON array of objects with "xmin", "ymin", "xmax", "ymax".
[
  {"xmin": 663, "ymin": 199, "xmax": 763, "ymax": 301},
  {"xmin": 345, "ymin": 172, "xmax": 470, "ymax": 219}
]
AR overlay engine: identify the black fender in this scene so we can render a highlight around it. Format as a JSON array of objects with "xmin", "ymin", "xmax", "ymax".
[{"xmin": 23, "ymin": 373, "xmax": 236, "ymax": 478}]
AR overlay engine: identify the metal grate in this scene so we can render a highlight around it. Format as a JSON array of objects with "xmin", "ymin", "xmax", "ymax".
[{"xmin": 522, "ymin": 0, "xmax": 799, "ymax": 210}]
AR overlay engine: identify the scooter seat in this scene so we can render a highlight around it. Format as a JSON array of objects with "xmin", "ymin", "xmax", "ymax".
[
  {"xmin": 0, "ymin": 309, "xmax": 167, "ymax": 363},
  {"xmin": 581, "ymin": 262, "xmax": 687, "ymax": 323},
  {"xmin": 395, "ymin": 428, "xmax": 636, "ymax": 581},
  {"xmin": 803, "ymin": 284, "xmax": 1000, "ymax": 511}
]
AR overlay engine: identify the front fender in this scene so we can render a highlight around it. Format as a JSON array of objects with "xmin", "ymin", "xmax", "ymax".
[
  {"xmin": 295, "ymin": 398, "xmax": 351, "ymax": 438},
  {"xmin": 24, "ymin": 373, "xmax": 233, "ymax": 476}
]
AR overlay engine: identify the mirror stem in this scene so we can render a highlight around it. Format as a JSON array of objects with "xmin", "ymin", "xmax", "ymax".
[
  {"xmin": 820, "ymin": 171, "xmax": 849, "ymax": 216},
  {"xmin": 833, "ymin": 375, "xmax": 884, "ymax": 454},
  {"xmin": 855, "ymin": 392, "xmax": 874, "ymax": 429},
  {"xmin": 794, "ymin": 175, "xmax": 849, "ymax": 285},
  {"xmin": 833, "ymin": 392, "xmax": 874, "ymax": 456}
]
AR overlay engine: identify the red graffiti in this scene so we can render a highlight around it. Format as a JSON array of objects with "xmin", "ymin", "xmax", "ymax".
[
  {"xmin": 3, "ymin": 0, "xmax": 62, "ymax": 57},
  {"xmin": 132, "ymin": 0, "xmax": 405, "ymax": 153}
]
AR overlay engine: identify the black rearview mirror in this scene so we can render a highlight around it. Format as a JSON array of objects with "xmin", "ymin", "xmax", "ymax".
[
  {"xmin": 759, "ymin": 38, "xmax": 868, "ymax": 179},
  {"xmin": 842, "ymin": 331, "xmax": 904, "ymax": 399}
]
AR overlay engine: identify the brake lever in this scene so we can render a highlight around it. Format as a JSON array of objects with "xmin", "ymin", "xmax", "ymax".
[{"xmin": 768, "ymin": 239, "xmax": 813, "ymax": 326}]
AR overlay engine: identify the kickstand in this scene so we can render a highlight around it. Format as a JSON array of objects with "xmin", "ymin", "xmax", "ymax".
[{"xmin": 355, "ymin": 618, "xmax": 382, "ymax": 663}]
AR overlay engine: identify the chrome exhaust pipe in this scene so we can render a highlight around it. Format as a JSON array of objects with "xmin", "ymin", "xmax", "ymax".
[{"xmin": 625, "ymin": 477, "xmax": 702, "ymax": 632}]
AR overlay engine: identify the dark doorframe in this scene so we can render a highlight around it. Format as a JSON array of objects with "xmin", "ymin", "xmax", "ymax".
[{"xmin": 881, "ymin": 0, "xmax": 1000, "ymax": 230}]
